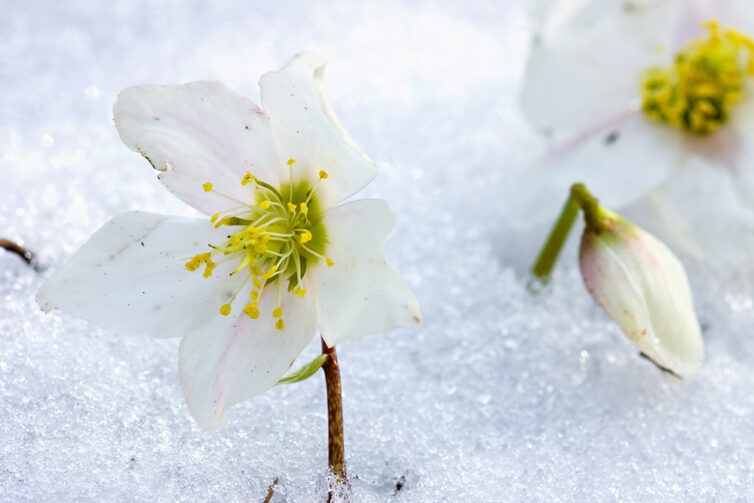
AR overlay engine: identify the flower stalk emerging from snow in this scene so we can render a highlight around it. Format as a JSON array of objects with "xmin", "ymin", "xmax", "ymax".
[
  {"xmin": 36, "ymin": 53, "xmax": 421, "ymax": 493},
  {"xmin": 531, "ymin": 183, "xmax": 703, "ymax": 377}
]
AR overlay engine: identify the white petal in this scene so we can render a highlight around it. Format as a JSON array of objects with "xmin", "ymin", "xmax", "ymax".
[
  {"xmin": 522, "ymin": 0, "xmax": 677, "ymax": 133},
  {"xmin": 37, "ymin": 211, "xmax": 247, "ymax": 338},
  {"xmin": 579, "ymin": 219, "xmax": 703, "ymax": 377},
  {"xmin": 623, "ymin": 156, "xmax": 754, "ymax": 264},
  {"xmin": 259, "ymin": 52, "xmax": 376, "ymax": 209},
  {"xmin": 114, "ymin": 82, "xmax": 280, "ymax": 215},
  {"xmin": 179, "ymin": 287, "xmax": 317, "ymax": 429},
  {"xmin": 500, "ymin": 114, "xmax": 681, "ymax": 228},
  {"xmin": 309, "ymin": 199, "xmax": 420, "ymax": 347}
]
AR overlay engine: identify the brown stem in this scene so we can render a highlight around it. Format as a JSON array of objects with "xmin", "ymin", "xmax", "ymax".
[
  {"xmin": 0, "ymin": 238, "xmax": 40, "ymax": 270},
  {"xmin": 321, "ymin": 337, "xmax": 347, "ymax": 500}
]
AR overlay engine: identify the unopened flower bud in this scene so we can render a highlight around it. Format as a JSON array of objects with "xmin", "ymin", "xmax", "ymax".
[{"xmin": 579, "ymin": 211, "xmax": 703, "ymax": 377}]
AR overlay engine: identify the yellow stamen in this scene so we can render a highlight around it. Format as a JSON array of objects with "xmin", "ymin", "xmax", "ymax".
[
  {"xmin": 319, "ymin": 170, "xmax": 328, "ymax": 179},
  {"xmin": 326, "ymin": 257, "xmax": 334, "ymax": 267},
  {"xmin": 243, "ymin": 302, "xmax": 260, "ymax": 319},
  {"xmin": 641, "ymin": 21, "xmax": 754, "ymax": 135},
  {"xmin": 185, "ymin": 165, "xmax": 330, "ymax": 322},
  {"xmin": 241, "ymin": 171, "xmax": 255, "ymax": 186}
]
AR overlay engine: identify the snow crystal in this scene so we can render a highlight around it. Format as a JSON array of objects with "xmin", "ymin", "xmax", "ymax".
[{"xmin": 2, "ymin": 0, "xmax": 754, "ymax": 501}]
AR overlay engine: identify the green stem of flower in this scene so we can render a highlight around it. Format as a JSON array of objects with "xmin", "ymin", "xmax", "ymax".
[
  {"xmin": 321, "ymin": 338, "xmax": 347, "ymax": 501},
  {"xmin": 530, "ymin": 183, "xmax": 605, "ymax": 283}
]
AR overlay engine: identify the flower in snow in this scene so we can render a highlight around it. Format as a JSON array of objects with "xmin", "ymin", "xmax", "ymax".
[
  {"xmin": 504, "ymin": 0, "xmax": 754, "ymax": 263},
  {"xmin": 37, "ymin": 53, "xmax": 421, "ymax": 429},
  {"xmin": 579, "ymin": 202, "xmax": 703, "ymax": 377}
]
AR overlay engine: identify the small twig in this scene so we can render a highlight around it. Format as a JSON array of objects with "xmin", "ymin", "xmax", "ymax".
[
  {"xmin": 262, "ymin": 477, "xmax": 279, "ymax": 503},
  {"xmin": 0, "ymin": 238, "xmax": 42, "ymax": 271}
]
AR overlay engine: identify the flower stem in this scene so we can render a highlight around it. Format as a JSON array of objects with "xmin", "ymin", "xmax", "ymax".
[
  {"xmin": 530, "ymin": 183, "xmax": 604, "ymax": 283},
  {"xmin": 321, "ymin": 337, "xmax": 347, "ymax": 500}
]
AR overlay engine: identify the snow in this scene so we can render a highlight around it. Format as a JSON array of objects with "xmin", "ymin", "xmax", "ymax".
[{"xmin": 2, "ymin": 0, "xmax": 754, "ymax": 501}]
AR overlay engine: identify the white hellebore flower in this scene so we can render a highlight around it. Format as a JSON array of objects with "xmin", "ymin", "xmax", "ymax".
[
  {"xmin": 579, "ymin": 209, "xmax": 703, "ymax": 377},
  {"xmin": 506, "ymin": 0, "xmax": 754, "ymax": 263},
  {"xmin": 37, "ymin": 53, "xmax": 421, "ymax": 429}
]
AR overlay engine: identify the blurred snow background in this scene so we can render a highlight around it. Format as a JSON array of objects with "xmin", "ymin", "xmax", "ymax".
[{"xmin": 2, "ymin": 0, "xmax": 754, "ymax": 501}]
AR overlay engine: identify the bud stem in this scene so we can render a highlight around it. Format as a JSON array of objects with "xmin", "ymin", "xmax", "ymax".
[
  {"xmin": 531, "ymin": 183, "xmax": 606, "ymax": 283},
  {"xmin": 321, "ymin": 337, "xmax": 349, "ymax": 501}
]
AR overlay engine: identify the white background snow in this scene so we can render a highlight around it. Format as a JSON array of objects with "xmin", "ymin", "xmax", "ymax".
[{"xmin": 2, "ymin": 0, "xmax": 754, "ymax": 501}]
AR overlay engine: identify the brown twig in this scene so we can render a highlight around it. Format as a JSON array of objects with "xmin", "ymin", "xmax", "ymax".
[
  {"xmin": 262, "ymin": 476, "xmax": 279, "ymax": 503},
  {"xmin": 0, "ymin": 238, "xmax": 42, "ymax": 270}
]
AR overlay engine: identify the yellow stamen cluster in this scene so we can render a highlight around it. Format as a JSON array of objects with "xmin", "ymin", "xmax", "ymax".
[
  {"xmin": 184, "ymin": 160, "xmax": 335, "ymax": 330},
  {"xmin": 641, "ymin": 21, "xmax": 754, "ymax": 135}
]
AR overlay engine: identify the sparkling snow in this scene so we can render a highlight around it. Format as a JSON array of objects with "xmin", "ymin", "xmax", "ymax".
[{"xmin": 2, "ymin": 1, "xmax": 754, "ymax": 501}]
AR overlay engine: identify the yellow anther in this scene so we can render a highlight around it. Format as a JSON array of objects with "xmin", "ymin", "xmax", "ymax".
[
  {"xmin": 287, "ymin": 158, "xmax": 296, "ymax": 166},
  {"xmin": 243, "ymin": 304, "xmax": 260, "ymax": 319},
  {"xmin": 319, "ymin": 170, "xmax": 328, "ymax": 179},
  {"xmin": 242, "ymin": 301, "xmax": 259, "ymax": 319},
  {"xmin": 202, "ymin": 182, "xmax": 213, "ymax": 192},
  {"xmin": 241, "ymin": 171, "xmax": 256, "ymax": 186},
  {"xmin": 262, "ymin": 265, "xmax": 278, "ymax": 279},
  {"xmin": 287, "ymin": 202, "xmax": 297, "ymax": 212},
  {"xmin": 273, "ymin": 306, "xmax": 283, "ymax": 318},
  {"xmin": 211, "ymin": 213, "xmax": 219, "ymax": 224},
  {"xmin": 220, "ymin": 304, "xmax": 232, "ymax": 316},
  {"xmin": 202, "ymin": 260, "xmax": 216, "ymax": 278},
  {"xmin": 326, "ymin": 257, "xmax": 335, "ymax": 267},
  {"xmin": 259, "ymin": 200, "xmax": 271, "ymax": 210},
  {"xmin": 275, "ymin": 319, "xmax": 285, "ymax": 330},
  {"xmin": 299, "ymin": 202, "xmax": 308, "ymax": 215},
  {"xmin": 252, "ymin": 277, "xmax": 262, "ymax": 289},
  {"xmin": 250, "ymin": 290, "xmax": 259, "ymax": 301},
  {"xmin": 300, "ymin": 230, "xmax": 313, "ymax": 243},
  {"xmin": 293, "ymin": 288, "xmax": 307, "ymax": 297}
]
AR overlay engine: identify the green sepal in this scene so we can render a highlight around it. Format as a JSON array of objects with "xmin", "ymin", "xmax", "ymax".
[{"xmin": 276, "ymin": 354, "xmax": 328, "ymax": 385}]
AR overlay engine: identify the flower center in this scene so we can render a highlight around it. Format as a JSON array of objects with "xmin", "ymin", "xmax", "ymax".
[
  {"xmin": 185, "ymin": 159, "xmax": 333, "ymax": 329},
  {"xmin": 641, "ymin": 21, "xmax": 754, "ymax": 135}
]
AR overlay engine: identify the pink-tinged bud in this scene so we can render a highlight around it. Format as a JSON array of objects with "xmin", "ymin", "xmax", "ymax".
[{"xmin": 579, "ymin": 213, "xmax": 703, "ymax": 377}]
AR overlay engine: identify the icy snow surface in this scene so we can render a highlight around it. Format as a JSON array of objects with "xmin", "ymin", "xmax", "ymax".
[{"xmin": 2, "ymin": 1, "xmax": 754, "ymax": 501}]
